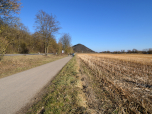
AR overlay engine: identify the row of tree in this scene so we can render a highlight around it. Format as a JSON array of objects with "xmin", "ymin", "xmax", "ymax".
[
  {"xmin": 100, "ymin": 48, "xmax": 152, "ymax": 54},
  {"xmin": 0, "ymin": 0, "xmax": 73, "ymax": 60}
]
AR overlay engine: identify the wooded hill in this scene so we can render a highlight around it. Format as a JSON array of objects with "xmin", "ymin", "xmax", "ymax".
[{"xmin": 72, "ymin": 44, "xmax": 96, "ymax": 53}]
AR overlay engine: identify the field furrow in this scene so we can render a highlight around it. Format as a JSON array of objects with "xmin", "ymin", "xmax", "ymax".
[{"xmin": 78, "ymin": 54, "xmax": 152, "ymax": 113}]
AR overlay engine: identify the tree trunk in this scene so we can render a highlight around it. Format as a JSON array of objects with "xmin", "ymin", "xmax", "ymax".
[{"xmin": 47, "ymin": 47, "xmax": 48, "ymax": 54}]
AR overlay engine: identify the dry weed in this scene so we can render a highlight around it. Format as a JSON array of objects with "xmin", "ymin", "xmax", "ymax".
[{"xmin": 0, "ymin": 55, "xmax": 66, "ymax": 79}]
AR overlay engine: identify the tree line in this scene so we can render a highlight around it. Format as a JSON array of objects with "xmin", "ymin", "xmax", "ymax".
[
  {"xmin": 100, "ymin": 48, "xmax": 152, "ymax": 54},
  {"xmin": 0, "ymin": 0, "xmax": 73, "ymax": 60}
]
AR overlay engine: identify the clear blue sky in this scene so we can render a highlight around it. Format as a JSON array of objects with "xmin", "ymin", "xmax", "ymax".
[{"xmin": 19, "ymin": 0, "xmax": 152, "ymax": 52}]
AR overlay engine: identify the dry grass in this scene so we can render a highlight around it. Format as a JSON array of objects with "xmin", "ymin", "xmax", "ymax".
[
  {"xmin": 78, "ymin": 53, "xmax": 152, "ymax": 113},
  {"xmin": 0, "ymin": 54, "xmax": 67, "ymax": 79},
  {"xmin": 26, "ymin": 56, "xmax": 89, "ymax": 114}
]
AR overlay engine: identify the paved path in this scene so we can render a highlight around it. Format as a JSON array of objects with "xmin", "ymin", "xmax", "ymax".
[{"xmin": 0, "ymin": 56, "xmax": 72, "ymax": 114}]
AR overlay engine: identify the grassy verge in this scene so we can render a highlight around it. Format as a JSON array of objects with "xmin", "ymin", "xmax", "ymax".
[
  {"xmin": 25, "ymin": 55, "xmax": 119, "ymax": 114},
  {"xmin": 26, "ymin": 56, "xmax": 88, "ymax": 114},
  {"xmin": 0, "ymin": 54, "xmax": 67, "ymax": 79}
]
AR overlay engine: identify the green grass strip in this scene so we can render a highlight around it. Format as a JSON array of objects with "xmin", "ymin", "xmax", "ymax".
[{"xmin": 27, "ymin": 57, "xmax": 86, "ymax": 114}]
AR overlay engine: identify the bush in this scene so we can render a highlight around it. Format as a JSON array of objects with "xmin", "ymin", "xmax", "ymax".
[{"xmin": 20, "ymin": 43, "xmax": 29, "ymax": 54}]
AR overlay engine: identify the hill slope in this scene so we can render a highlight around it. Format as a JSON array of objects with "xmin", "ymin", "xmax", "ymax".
[{"xmin": 72, "ymin": 44, "xmax": 95, "ymax": 53}]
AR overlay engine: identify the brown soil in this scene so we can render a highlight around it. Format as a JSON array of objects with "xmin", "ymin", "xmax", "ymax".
[{"xmin": 78, "ymin": 58, "xmax": 118, "ymax": 114}]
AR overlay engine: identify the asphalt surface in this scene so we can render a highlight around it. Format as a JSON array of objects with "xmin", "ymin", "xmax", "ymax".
[{"xmin": 0, "ymin": 56, "xmax": 72, "ymax": 114}]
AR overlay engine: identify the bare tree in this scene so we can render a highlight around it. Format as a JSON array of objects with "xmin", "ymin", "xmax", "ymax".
[
  {"xmin": 121, "ymin": 50, "xmax": 125, "ymax": 53},
  {"xmin": 59, "ymin": 33, "xmax": 72, "ymax": 54},
  {"xmin": 35, "ymin": 10, "xmax": 60, "ymax": 55},
  {"xmin": 132, "ymin": 49, "xmax": 138, "ymax": 53},
  {"xmin": 148, "ymin": 48, "xmax": 152, "ymax": 54},
  {"xmin": 127, "ymin": 50, "xmax": 132, "ymax": 53},
  {"xmin": 0, "ymin": 0, "xmax": 22, "ymax": 17}
]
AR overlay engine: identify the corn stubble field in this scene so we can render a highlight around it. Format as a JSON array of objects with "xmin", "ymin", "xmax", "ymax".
[{"xmin": 78, "ymin": 54, "xmax": 152, "ymax": 113}]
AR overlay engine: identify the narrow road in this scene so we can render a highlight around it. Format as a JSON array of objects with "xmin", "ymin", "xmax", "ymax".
[{"xmin": 0, "ymin": 56, "xmax": 72, "ymax": 114}]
